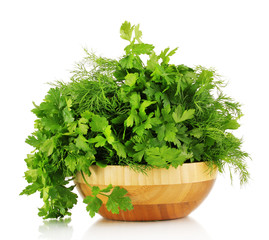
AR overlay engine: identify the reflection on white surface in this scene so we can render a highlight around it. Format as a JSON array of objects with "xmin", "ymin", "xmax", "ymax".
[
  {"xmin": 82, "ymin": 216, "xmax": 212, "ymax": 240},
  {"xmin": 38, "ymin": 218, "xmax": 73, "ymax": 240}
]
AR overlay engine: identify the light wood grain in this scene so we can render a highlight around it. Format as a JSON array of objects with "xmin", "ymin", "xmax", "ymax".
[
  {"xmin": 75, "ymin": 162, "xmax": 217, "ymax": 221},
  {"xmin": 76, "ymin": 162, "xmax": 217, "ymax": 185}
]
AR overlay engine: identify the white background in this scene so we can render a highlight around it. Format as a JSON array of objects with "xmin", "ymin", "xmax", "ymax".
[{"xmin": 1, "ymin": 0, "xmax": 268, "ymax": 239}]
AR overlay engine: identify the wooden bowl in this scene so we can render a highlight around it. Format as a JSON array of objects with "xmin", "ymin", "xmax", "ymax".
[{"xmin": 75, "ymin": 162, "xmax": 217, "ymax": 221}]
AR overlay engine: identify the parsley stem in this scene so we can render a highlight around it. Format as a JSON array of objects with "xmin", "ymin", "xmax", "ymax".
[
  {"xmin": 122, "ymin": 126, "xmax": 126, "ymax": 140},
  {"xmin": 81, "ymin": 171, "xmax": 93, "ymax": 189},
  {"xmin": 99, "ymin": 193, "xmax": 109, "ymax": 197},
  {"xmin": 81, "ymin": 171, "xmax": 109, "ymax": 198}
]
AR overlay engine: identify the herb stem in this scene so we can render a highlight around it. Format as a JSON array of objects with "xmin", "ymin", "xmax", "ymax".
[
  {"xmin": 99, "ymin": 193, "xmax": 109, "ymax": 197},
  {"xmin": 81, "ymin": 171, "xmax": 92, "ymax": 189}
]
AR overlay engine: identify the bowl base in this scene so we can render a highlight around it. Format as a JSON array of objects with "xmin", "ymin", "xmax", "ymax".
[{"xmin": 98, "ymin": 201, "xmax": 201, "ymax": 221}]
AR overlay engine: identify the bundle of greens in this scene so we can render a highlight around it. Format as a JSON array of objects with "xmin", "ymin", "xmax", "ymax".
[{"xmin": 21, "ymin": 21, "xmax": 250, "ymax": 219}]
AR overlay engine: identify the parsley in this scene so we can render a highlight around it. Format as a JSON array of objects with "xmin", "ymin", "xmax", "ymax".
[{"xmin": 21, "ymin": 21, "xmax": 250, "ymax": 220}]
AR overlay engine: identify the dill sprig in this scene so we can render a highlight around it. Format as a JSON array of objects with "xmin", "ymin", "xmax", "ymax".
[{"xmin": 57, "ymin": 50, "xmax": 129, "ymax": 119}]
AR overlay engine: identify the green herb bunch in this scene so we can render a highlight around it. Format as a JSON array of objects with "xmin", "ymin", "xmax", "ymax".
[{"xmin": 21, "ymin": 21, "xmax": 250, "ymax": 219}]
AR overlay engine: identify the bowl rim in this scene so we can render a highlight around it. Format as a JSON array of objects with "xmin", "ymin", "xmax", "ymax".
[{"xmin": 76, "ymin": 162, "xmax": 218, "ymax": 186}]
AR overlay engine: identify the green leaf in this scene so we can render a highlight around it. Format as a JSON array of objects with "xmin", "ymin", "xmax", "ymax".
[
  {"xmin": 156, "ymin": 125, "xmax": 165, "ymax": 141},
  {"xmin": 66, "ymin": 122, "xmax": 77, "ymax": 135},
  {"xmin": 125, "ymin": 73, "xmax": 138, "ymax": 87},
  {"xmin": 65, "ymin": 154, "xmax": 77, "ymax": 172},
  {"xmin": 24, "ymin": 154, "xmax": 36, "ymax": 168},
  {"xmin": 78, "ymin": 117, "xmax": 89, "ymax": 135},
  {"xmin": 40, "ymin": 138, "xmax": 55, "ymax": 156},
  {"xmin": 156, "ymin": 123, "xmax": 178, "ymax": 142},
  {"xmin": 103, "ymin": 125, "xmax": 115, "ymax": 144},
  {"xmin": 88, "ymin": 135, "xmax": 107, "ymax": 147},
  {"xmin": 145, "ymin": 147, "xmax": 167, "ymax": 167},
  {"xmin": 172, "ymin": 105, "xmax": 183, "ymax": 123},
  {"xmin": 91, "ymin": 186, "xmax": 100, "ymax": 196},
  {"xmin": 37, "ymin": 184, "xmax": 78, "ymax": 219},
  {"xmin": 167, "ymin": 47, "xmax": 178, "ymax": 57},
  {"xmin": 125, "ymin": 109, "xmax": 140, "ymax": 127},
  {"xmin": 120, "ymin": 21, "xmax": 133, "ymax": 42},
  {"xmin": 139, "ymin": 100, "xmax": 155, "ymax": 119},
  {"xmin": 75, "ymin": 135, "xmax": 90, "ymax": 151},
  {"xmin": 173, "ymin": 107, "xmax": 195, "ymax": 123},
  {"xmin": 100, "ymin": 184, "xmax": 113, "ymax": 193},
  {"xmin": 133, "ymin": 150, "xmax": 145, "ymax": 162},
  {"xmin": 38, "ymin": 88, "xmax": 61, "ymax": 114},
  {"xmin": 159, "ymin": 47, "xmax": 178, "ymax": 64},
  {"xmin": 81, "ymin": 110, "xmax": 93, "ymax": 120},
  {"xmin": 42, "ymin": 187, "xmax": 50, "ymax": 201},
  {"xmin": 180, "ymin": 109, "xmax": 195, "ymax": 122},
  {"xmin": 25, "ymin": 136, "xmax": 38, "ymax": 148},
  {"xmin": 133, "ymin": 124, "xmax": 145, "ymax": 136},
  {"xmin": 84, "ymin": 196, "xmax": 103, "ymax": 217},
  {"xmin": 90, "ymin": 115, "xmax": 108, "ymax": 132},
  {"xmin": 134, "ymin": 24, "xmax": 142, "ymax": 43},
  {"xmin": 191, "ymin": 143, "xmax": 204, "ymax": 161},
  {"xmin": 25, "ymin": 134, "xmax": 45, "ymax": 148},
  {"xmin": 24, "ymin": 169, "xmax": 41, "ymax": 183},
  {"xmin": 133, "ymin": 143, "xmax": 146, "ymax": 162},
  {"xmin": 189, "ymin": 128, "xmax": 203, "ymax": 138},
  {"xmin": 111, "ymin": 114, "xmax": 128, "ymax": 124},
  {"xmin": 129, "ymin": 92, "xmax": 141, "ymax": 109},
  {"xmin": 106, "ymin": 197, "xmax": 119, "ymax": 214},
  {"xmin": 145, "ymin": 146, "xmax": 192, "ymax": 168},
  {"xmin": 144, "ymin": 114, "xmax": 153, "ymax": 129},
  {"xmin": 20, "ymin": 182, "xmax": 42, "ymax": 195},
  {"xmin": 170, "ymin": 150, "xmax": 193, "ymax": 168},
  {"xmin": 125, "ymin": 113, "xmax": 134, "ymax": 127},
  {"xmin": 96, "ymin": 160, "xmax": 107, "ymax": 168},
  {"xmin": 223, "ymin": 120, "xmax": 240, "ymax": 130},
  {"xmin": 41, "ymin": 118, "xmax": 61, "ymax": 132},
  {"xmin": 77, "ymin": 155, "xmax": 92, "ymax": 176},
  {"xmin": 150, "ymin": 116, "xmax": 162, "ymax": 126},
  {"xmin": 106, "ymin": 186, "xmax": 133, "ymax": 214},
  {"xmin": 165, "ymin": 123, "xmax": 178, "ymax": 142},
  {"xmin": 119, "ymin": 55, "xmax": 134, "ymax": 69},
  {"xmin": 161, "ymin": 99, "xmax": 171, "ymax": 117},
  {"xmin": 62, "ymin": 107, "xmax": 74, "ymax": 123},
  {"xmin": 129, "ymin": 43, "xmax": 155, "ymax": 55},
  {"xmin": 66, "ymin": 98, "xmax": 72, "ymax": 110},
  {"xmin": 133, "ymin": 113, "xmax": 153, "ymax": 136},
  {"xmin": 133, "ymin": 143, "xmax": 146, "ymax": 152},
  {"xmin": 112, "ymin": 141, "xmax": 127, "ymax": 158},
  {"xmin": 147, "ymin": 52, "xmax": 159, "ymax": 71}
]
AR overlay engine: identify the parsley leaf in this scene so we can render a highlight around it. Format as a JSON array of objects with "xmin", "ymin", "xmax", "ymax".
[
  {"xmin": 120, "ymin": 21, "xmax": 134, "ymax": 42},
  {"xmin": 125, "ymin": 43, "xmax": 155, "ymax": 55},
  {"xmin": 40, "ymin": 137, "xmax": 55, "ymax": 156},
  {"xmin": 125, "ymin": 73, "xmax": 138, "ymax": 87},
  {"xmin": 88, "ymin": 135, "xmax": 107, "ymax": 147},
  {"xmin": 90, "ymin": 115, "xmax": 109, "ymax": 132},
  {"xmin": 112, "ymin": 141, "xmax": 127, "ymax": 158},
  {"xmin": 75, "ymin": 135, "xmax": 90, "ymax": 152},
  {"xmin": 173, "ymin": 106, "xmax": 195, "ymax": 123},
  {"xmin": 106, "ymin": 187, "xmax": 133, "ymax": 214},
  {"xmin": 145, "ymin": 146, "xmax": 192, "ymax": 168},
  {"xmin": 78, "ymin": 117, "xmax": 89, "ymax": 135},
  {"xmin": 63, "ymin": 106, "xmax": 74, "ymax": 124},
  {"xmin": 65, "ymin": 154, "xmax": 77, "ymax": 172},
  {"xmin": 84, "ymin": 196, "xmax": 103, "ymax": 218}
]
